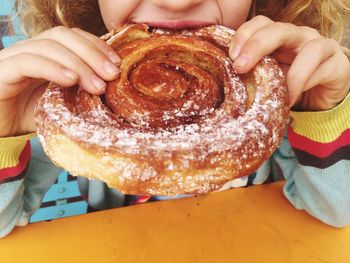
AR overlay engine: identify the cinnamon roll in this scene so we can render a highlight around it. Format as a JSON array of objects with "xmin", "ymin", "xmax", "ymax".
[{"xmin": 35, "ymin": 24, "xmax": 289, "ymax": 195}]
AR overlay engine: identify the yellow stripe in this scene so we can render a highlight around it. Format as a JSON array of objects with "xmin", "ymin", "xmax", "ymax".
[
  {"xmin": 290, "ymin": 92, "xmax": 350, "ymax": 143},
  {"xmin": 0, "ymin": 133, "xmax": 36, "ymax": 169}
]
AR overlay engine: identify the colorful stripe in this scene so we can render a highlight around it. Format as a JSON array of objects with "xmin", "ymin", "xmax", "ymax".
[
  {"xmin": 288, "ymin": 127, "xmax": 350, "ymax": 158},
  {"xmin": 289, "ymin": 92, "xmax": 350, "ymax": 143},
  {"xmin": 293, "ymin": 147, "xmax": 350, "ymax": 168},
  {"xmin": 0, "ymin": 141, "xmax": 31, "ymax": 183},
  {"xmin": 288, "ymin": 91, "xmax": 350, "ymax": 169},
  {"xmin": 133, "ymin": 195, "xmax": 152, "ymax": 204},
  {"xmin": 288, "ymin": 125, "xmax": 350, "ymax": 169}
]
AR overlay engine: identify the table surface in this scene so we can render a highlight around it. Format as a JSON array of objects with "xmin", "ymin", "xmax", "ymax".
[{"xmin": 0, "ymin": 181, "xmax": 349, "ymax": 263}]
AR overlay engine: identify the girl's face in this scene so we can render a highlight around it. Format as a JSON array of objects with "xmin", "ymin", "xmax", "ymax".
[{"xmin": 98, "ymin": 0, "xmax": 252, "ymax": 31}]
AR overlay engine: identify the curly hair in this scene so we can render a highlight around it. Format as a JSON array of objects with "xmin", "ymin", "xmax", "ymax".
[
  {"xmin": 14, "ymin": 0, "xmax": 350, "ymax": 48},
  {"xmin": 14, "ymin": 0, "xmax": 105, "ymax": 36}
]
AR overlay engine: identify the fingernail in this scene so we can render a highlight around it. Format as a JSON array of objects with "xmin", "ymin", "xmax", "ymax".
[
  {"xmin": 107, "ymin": 51, "xmax": 120, "ymax": 64},
  {"xmin": 91, "ymin": 75, "xmax": 106, "ymax": 91},
  {"xmin": 104, "ymin": 61, "xmax": 119, "ymax": 76},
  {"xmin": 230, "ymin": 44, "xmax": 241, "ymax": 60},
  {"xmin": 62, "ymin": 69, "xmax": 78, "ymax": 80},
  {"xmin": 234, "ymin": 55, "xmax": 249, "ymax": 69}
]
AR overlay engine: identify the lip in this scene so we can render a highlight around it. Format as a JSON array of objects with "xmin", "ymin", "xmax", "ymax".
[{"xmin": 133, "ymin": 20, "xmax": 216, "ymax": 29}]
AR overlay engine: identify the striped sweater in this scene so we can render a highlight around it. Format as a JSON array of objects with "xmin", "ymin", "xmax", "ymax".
[{"xmin": 1, "ymin": 93, "xmax": 350, "ymax": 237}]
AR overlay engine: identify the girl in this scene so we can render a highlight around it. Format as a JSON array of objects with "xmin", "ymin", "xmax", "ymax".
[{"xmin": 0, "ymin": 0, "xmax": 349, "ymax": 237}]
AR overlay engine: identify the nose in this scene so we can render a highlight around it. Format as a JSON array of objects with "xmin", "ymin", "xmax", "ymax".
[{"xmin": 152, "ymin": 0, "xmax": 204, "ymax": 11}]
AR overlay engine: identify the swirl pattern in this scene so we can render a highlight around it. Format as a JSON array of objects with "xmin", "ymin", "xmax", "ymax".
[{"xmin": 35, "ymin": 24, "xmax": 289, "ymax": 195}]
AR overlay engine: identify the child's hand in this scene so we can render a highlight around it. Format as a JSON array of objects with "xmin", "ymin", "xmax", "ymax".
[
  {"xmin": 229, "ymin": 15, "xmax": 350, "ymax": 111},
  {"xmin": 0, "ymin": 26, "xmax": 120, "ymax": 136}
]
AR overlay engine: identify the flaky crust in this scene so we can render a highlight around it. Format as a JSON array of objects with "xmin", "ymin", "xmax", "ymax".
[{"xmin": 34, "ymin": 24, "xmax": 289, "ymax": 195}]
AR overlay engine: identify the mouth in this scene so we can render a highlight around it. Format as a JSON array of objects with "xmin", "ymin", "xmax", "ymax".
[{"xmin": 133, "ymin": 20, "xmax": 216, "ymax": 30}]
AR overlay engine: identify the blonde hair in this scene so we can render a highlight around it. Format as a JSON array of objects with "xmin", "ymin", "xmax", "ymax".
[
  {"xmin": 14, "ymin": 0, "xmax": 350, "ymax": 48},
  {"xmin": 14, "ymin": 0, "xmax": 105, "ymax": 37}
]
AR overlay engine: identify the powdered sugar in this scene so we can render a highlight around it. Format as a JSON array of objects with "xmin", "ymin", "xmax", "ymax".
[
  {"xmin": 35, "ymin": 24, "xmax": 289, "ymax": 195},
  {"xmin": 38, "ymin": 56, "xmax": 286, "ymax": 158}
]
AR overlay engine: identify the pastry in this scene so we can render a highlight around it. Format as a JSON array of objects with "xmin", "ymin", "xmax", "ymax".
[{"xmin": 35, "ymin": 24, "xmax": 289, "ymax": 195}]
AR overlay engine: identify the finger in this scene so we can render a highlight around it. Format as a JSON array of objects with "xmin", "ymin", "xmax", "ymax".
[
  {"xmin": 70, "ymin": 27, "xmax": 121, "ymax": 64},
  {"xmin": 0, "ymin": 53, "xmax": 78, "ymax": 99},
  {"xmin": 1, "ymin": 39, "xmax": 109, "ymax": 94},
  {"xmin": 295, "ymin": 52, "xmax": 350, "ymax": 110},
  {"xmin": 305, "ymin": 49, "xmax": 350, "ymax": 92},
  {"xmin": 2, "ymin": 27, "xmax": 121, "ymax": 65},
  {"xmin": 229, "ymin": 15, "xmax": 274, "ymax": 60},
  {"xmin": 287, "ymin": 38, "xmax": 338, "ymax": 105},
  {"xmin": 233, "ymin": 23, "xmax": 320, "ymax": 73},
  {"xmin": 36, "ymin": 26, "xmax": 120, "ymax": 81}
]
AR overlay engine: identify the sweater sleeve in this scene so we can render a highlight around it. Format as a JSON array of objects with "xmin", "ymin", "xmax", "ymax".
[
  {"xmin": 281, "ymin": 92, "xmax": 350, "ymax": 227},
  {"xmin": 0, "ymin": 133, "xmax": 36, "ymax": 238},
  {"xmin": 0, "ymin": 133, "xmax": 35, "ymax": 183}
]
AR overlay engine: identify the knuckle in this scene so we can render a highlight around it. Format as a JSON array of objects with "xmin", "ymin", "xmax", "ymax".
[
  {"xmin": 253, "ymin": 15, "xmax": 272, "ymax": 24},
  {"xmin": 68, "ymin": 58, "xmax": 87, "ymax": 74},
  {"xmin": 93, "ymin": 38, "xmax": 110, "ymax": 51},
  {"xmin": 18, "ymin": 52, "xmax": 33, "ymax": 60},
  {"xmin": 86, "ymin": 46, "xmax": 110, "ymax": 65},
  {"xmin": 301, "ymin": 26, "xmax": 320, "ymax": 38},
  {"xmin": 273, "ymin": 21, "xmax": 290, "ymax": 31},
  {"xmin": 17, "ymin": 53, "xmax": 34, "ymax": 68},
  {"xmin": 84, "ymin": 44, "xmax": 102, "ymax": 58},
  {"xmin": 36, "ymin": 38, "xmax": 57, "ymax": 48},
  {"xmin": 245, "ymin": 36, "xmax": 264, "ymax": 50},
  {"xmin": 306, "ymin": 37, "xmax": 337, "ymax": 54},
  {"xmin": 70, "ymin": 27, "xmax": 82, "ymax": 32},
  {"xmin": 328, "ymin": 38, "xmax": 340, "ymax": 48},
  {"xmin": 305, "ymin": 37, "xmax": 327, "ymax": 50},
  {"xmin": 73, "ymin": 60, "xmax": 93, "ymax": 76},
  {"xmin": 50, "ymin": 25, "xmax": 69, "ymax": 36},
  {"xmin": 236, "ymin": 16, "xmax": 273, "ymax": 44},
  {"xmin": 273, "ymin": 22, "xmax": 297, "ymax": 43},
  {"xmin": 233, "ymin": 28, "xmax": 250, "ymax": 44}
]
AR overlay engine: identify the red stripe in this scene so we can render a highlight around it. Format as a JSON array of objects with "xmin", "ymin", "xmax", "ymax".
[
  {"xmin": 288, "ymin": 127, "xmax": 350, "ymax": 158},
  {"xmin": 0, "ymin": 141, "xmax": 31, "ymax": 181},
  {"xmin": 133, "ymin": 195, "xmax": 151, "ymax": 205}
]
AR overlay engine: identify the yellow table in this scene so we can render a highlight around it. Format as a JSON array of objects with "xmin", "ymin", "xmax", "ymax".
[{"xmin": 1, "ymin": 181, "xmax": 349, "ymax": 262}]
